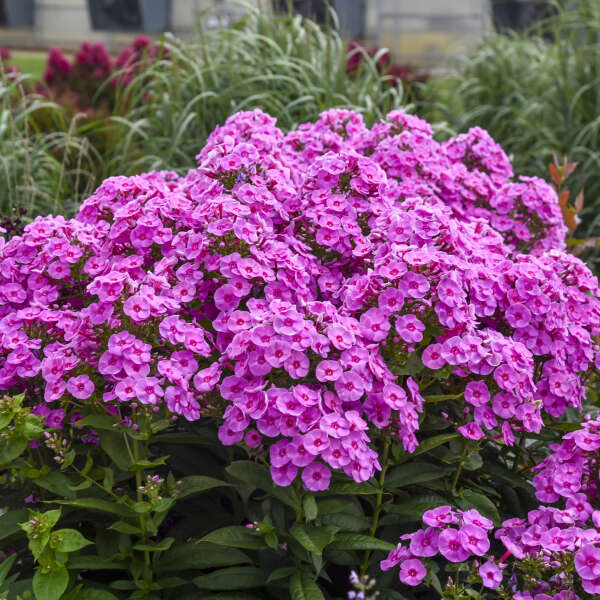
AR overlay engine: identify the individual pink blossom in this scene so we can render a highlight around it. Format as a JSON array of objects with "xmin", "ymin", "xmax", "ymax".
[
  {"xmin": 478, "ymin": 561, "xmax": 502, "ymax": 589},
  {"xmin": 438, "ymin": 528, "xmax": 470, "ymax": 562},
  {"xmin": 399, "ymin": 558, "xmax": 426, "ymax": 586},
  {"xmin": 301, "ymin": 462, "xmax": 331, "ymax": 491},
  {"xmin": 66, "ymin": 375, "xmax": 94, "ymax": 400},
  {"xmin": 395, "ymin": 315, "xmax": 425, "ymax": 343}
]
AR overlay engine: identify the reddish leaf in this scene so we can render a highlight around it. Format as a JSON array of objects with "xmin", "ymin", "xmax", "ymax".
[
  {"xmin": 574, "ymin": 189, "xmax": 584, "ymax": 213},
  {"xmin": 558, "ymin": 190, "xmax": 570, "ymax": 206}
]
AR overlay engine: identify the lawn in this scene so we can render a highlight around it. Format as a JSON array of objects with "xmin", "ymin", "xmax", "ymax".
[{"xmin": 10, "ymin": 50, "xmax": 47, "ymax": 80}]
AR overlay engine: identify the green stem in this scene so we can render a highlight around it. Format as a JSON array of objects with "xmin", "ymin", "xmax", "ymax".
[
  {"xmin": 133, "ymin": 438, "xmax": 151, "ymax": 571},
  {"xmin": 452, "ymin": 443, "xmax": 469, "ymax": 492},
  {"xmin": 360, "ymin": 438, "xmax": 390, "ymax": 576},
  {"xmin": 71, "ymin": 464, "xmax": 120, "ymax": 500}
]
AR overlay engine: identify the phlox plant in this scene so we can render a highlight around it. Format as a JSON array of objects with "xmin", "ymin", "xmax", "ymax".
[
  {"xmin": 382, "ymin": 414, "xmax": 600, "ymax": 598},
  {"xmin": 0, "ymin": 108, "xmax": 598, "ymax": 599}
]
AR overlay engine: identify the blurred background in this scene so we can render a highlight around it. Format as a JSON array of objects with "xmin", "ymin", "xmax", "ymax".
[{"xmin": 0, "ymin": 0, "xmax": 554, "ymax": 67}]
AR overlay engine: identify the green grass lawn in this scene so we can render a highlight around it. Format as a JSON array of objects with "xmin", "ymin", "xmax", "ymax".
[{"xmin": 10, "ymin": 51, "xmax": 47, "ymax": 81}]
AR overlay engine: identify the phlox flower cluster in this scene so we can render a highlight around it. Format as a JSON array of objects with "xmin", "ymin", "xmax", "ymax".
[
  {"xmin": 383, "ymin": 416, "xmax": 600, "ymax": 597},
  {"xmin": 498, "ymin": 414, "xmax": 600, "ymax": 596},
  {"xmin": 0, "ymin": 108, "xmax": 598, "ymax": 493},
  {"xmin": 381, "ymin": 506, "xmax": 495, "ymax": 586}
]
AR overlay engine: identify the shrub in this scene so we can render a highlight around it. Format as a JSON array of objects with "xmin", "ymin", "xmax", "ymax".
[
  {"xmin": 0, "ymin": 108, "xmax": 597, "ymax": 598},
  {"xmin": 420, "ymin": 0, "xmax": 600, "ymax": 257},
  {"xmin": 104, "ymin": 7, "xmax": 403, "ymax": 176},
  {"xmin": 0, "ymin": 72, "xmax": 99, "ymax": 220}
]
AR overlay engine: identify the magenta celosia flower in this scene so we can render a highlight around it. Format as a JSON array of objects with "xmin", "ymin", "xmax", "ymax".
[
  {"xmin": 301, "ymin": 461, "xmax": 331, "ymax": 491},
  {"xmin": 478, "ymin": 561, "xmax": 502, "ymax": 589},
  {"xmin": 399, "ymin": 558, "xmax": 426, "ymax": 585},
  {"xmin": 66, "ymin": 375, "xmax": 94, "ymax": 400}
]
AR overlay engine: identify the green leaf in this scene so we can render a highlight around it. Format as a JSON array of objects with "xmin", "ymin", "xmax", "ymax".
[
  {"xmin": 51, "ymin": 529, "xmax": 93, "ymax": 552},
  {"xmin": 424, "ymin": 393, "xmax": 463, "ymax": 403},
  {"xmin": 463, "ymin": 451, "xmax": 483, "ymax": 471},
  {"xmin": 177, "ymin": 475, "xmax": 231, "ymax": 499},
  {"xmin": 44, "ymin": 509, "xmax": 63, "ymax": 528},
  {"xmin": 289, "ymin": 524, "xmax": 337, "ymax": 555},
  {"xmin": 200, "ymin": 526, "xmax": 267, "ymax": 549},
  {"xmin": 0, "ymin": 554, "xmax": 16, "ymax": 586},
  {"xmin": 128, "ymin": 456, "xmax": 170, "ymax": 471},
  {"xmin": 321, "ymin": 513, "xmax": 370, "ymax": 532},
  {"xmin": 157, "ymin": 542, "xmax": 251, "ymax": 572},
  {"xmin": 199, "ymin": 595, "xmax": 261, "ymax": 600},
  {"xmin": 384, "ymin": 494, "xmax": 447, "ymax": 520},
  {"xmin": 271, "ymin": 485, "xmax": 301, "ymax": 511},
  {"xmin": 33, "ymin": 564, "xmax": 69, "ymax": 600},
  {"xmin": 266, "ymin": 566, "xmax": 296, "ymax": 584},
  {"xmin": 79, "ymin": 590, "xmax": 119, "ymax": 600},
  {"xmin": 226, "ymin": 461, "xmax": 271, "ymax": 490},
  {"xmin": 81, "ymin": 453, "xmax": 93, "ymax": 477},
  {"xmin": 325, "ymin": 480, "xmax": 378, "ymax": 495},
  {"xmin": 0, "ymin": 436, "xmax": 27, "ymax": 465},
  {"xmin": 69, "ymin": 556, "xmax": 128, "ymax": 570},
  {"xmin": 412, "ymin": 433, "xmax": 460, "ymax": 457},
  {"xmin": 457, "ymin": 489, "xmax": 501, "ymax": 526},
  {"xmin": 484, "ymin": 463, "xmax": 533, "ymax": 490},
  {"xmin": 74, "ymin": 415, "xmax": 118, "ymax": 430},
  {"xmin": 290, "ymin": 572, "xmax": 325, "ymax": 600},
  {"xmin": 193, "ymin": 566, "xmax": 266, "ymax": 590},
  {"xmin": 385, "ymin": 462, "xmax": 450, "ymax": 488},
  {"xmin": 0, "ymin": 509, "xmax": 28, "ymax": 541},
  {"xmin": 31, "ymin": 472, "xmax": 76, "ymax": 499},
  {"xmin": 49, "ymin": 498, "xmax": 136, "ymax": 518},
  {"xmin": 102, "ymin": 468, "xmax": 114, "ymax": 492},
  {"xmin": 98, "ymin": 430, "xmax": 132, "ymax": 471},
  {"xmin": 328, "ymin": 533, "xmax": 395, "ymax": 551},
  {"xmin": 108, "ymin": 521, "xmax": 141, "ymax": 535},
  {"xmin": 303, "ymin": 494, "xmax": 318, "ymax": 521},
  {"xmin": 133, "ymin": 537, "xmax": 174, "ymax": 552}
]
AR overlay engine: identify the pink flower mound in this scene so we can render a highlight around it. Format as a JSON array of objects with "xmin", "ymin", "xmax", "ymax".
[
  {"xmin": 0, "ymin": 109, "xmax": 598, "ymax": 492},
  {"xmin": 384, "ymin": 416, "xmax": 600, "ymax": 597}
]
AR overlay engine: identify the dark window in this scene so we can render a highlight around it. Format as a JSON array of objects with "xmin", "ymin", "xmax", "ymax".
[
  {"xmin": 491, "ymin": 1, "xmax": 556, "ymax": 34},
  {"xmin": 88, "ymin": 0, "xmax": 143, "ymax": 31}
]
